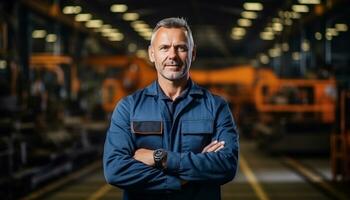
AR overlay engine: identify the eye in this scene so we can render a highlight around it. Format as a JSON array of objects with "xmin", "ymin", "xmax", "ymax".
[
  {"xmin": 159, "ymin": 45, "xmax": 169, "ymax": 51},
  {"xmin": 177, "ymin": 45, "xmax": 188, "ymax": 52}
]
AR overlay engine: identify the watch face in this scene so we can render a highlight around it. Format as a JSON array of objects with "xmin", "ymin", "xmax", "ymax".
[{"xmin": 154, "ymin": 149, "xmax": 163, "ymax": 160}]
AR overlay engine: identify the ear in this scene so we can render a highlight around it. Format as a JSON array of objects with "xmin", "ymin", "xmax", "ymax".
[
  {"xmin": 148, "ymin": 45, "xmax": 155, "ymax": 62},
  {"xmin": 191, "ymin": 45, "xmax": 196, "ymax": 62}
]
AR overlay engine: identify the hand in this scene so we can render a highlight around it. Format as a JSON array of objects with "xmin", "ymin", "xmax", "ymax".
[
  {"xmin": 201, "ymin": 140, "xmax": 225, "ymax": 153},
  {"xmin": 133, "ymin": 148, "xmax": 154, "ymax": 166}
]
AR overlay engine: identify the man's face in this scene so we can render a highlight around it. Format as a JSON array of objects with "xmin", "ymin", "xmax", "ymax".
[{"xmin": 149, "ymin": 27, "xmax": 195, "ymax": 81}]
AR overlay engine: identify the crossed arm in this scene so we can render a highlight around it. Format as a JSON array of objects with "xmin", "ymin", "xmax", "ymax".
[{"xmin": 133, "ymin": 140, "xmax": 226, "ymax": 167}]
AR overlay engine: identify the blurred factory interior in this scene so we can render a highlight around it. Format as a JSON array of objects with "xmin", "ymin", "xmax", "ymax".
[{"xmin": 0, "ymin": 0, "xmax": 350, "ymax": 199}]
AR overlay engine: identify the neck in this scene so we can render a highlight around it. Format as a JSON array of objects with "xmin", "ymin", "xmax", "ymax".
[{"xmin": 158, "ymin": 76, "xmax": 189, "ymax": 101}]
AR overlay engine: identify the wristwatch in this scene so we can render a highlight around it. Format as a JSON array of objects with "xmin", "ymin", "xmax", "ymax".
[{"xmin": 153, "ymin": 149, "xmax": 167, "ymax": 169}]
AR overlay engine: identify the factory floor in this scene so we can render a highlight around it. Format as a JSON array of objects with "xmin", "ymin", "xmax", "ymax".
[{"xmin": 22, "ymin": 139, "xmax": 350, "ymax": 200}]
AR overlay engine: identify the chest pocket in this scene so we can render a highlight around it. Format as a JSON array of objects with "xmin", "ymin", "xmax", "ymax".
[
  {"xmin": 131, "ymin": 121, "xmax": 163, "ymax": 149},
  {"xmin": 181, "ymin": 119, "xmax": 214, "ymax": 153}
]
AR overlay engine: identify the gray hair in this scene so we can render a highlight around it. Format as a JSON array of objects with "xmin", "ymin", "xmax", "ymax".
[{"xmin": 150, "ymin": 17, "xmax": 194, "ymax": 48}]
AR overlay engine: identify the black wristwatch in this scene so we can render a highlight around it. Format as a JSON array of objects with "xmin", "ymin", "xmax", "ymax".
[{"xmin": 153, "ymin": 149, "xmax": 167, "ymax": 169}]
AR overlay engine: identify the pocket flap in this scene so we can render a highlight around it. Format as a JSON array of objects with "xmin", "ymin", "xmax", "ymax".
[
  {"xmin": 131, "ymin": 121, "xmax": 163, "ymax": 135},
  {"xmin": 182, "ymin": 119, "xmax": 213, "ymax": 134}
]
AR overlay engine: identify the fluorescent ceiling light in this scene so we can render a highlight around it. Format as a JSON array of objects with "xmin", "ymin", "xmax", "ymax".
[
  {"xmin": 298, "ymin": 0, "xmax": 320, "ymax": 4},
  {"xmin": 62, "ymin": 6, "xmax": 81, "ymax": 14},
  {"xmin": 75, "ymin": 13, "xmax": 92, "ymax": 22},
  {"xmin": 327, "ymin": 28, "xmax": 338, "ymax": 36},
  {"xmin": 139, "ymin": 31, "xmax": 152, "ymax": 37},
  {"xmin": 259, "ymin": 54, "xmax": 269, "ymax": 64},
  {"xmin": 292, "ymin": 5, "xmax": 309, "ymax": 13},
  {"xmin": 269, "ymin": 48, "xmax": 281, "ymax": 57},
  {"xmin": 0, "ymin": 60, "xmax": 6, "ymax": 69},
  {"xmin": 335, "ymin": 23, "xmax": 348, "ymax": 32},
  {"xmin": 110, "ymin": 4, "xmax": 128, "ymax": 13},
  {"xmin": 260, "ymin": 32, "xmax": 274, "ymax": 40},
  {"xmin": 136, "ymin": 49, "xmax": 148, "ymax": 58},
  {"xmin": 109, "ymin": 33, "xmax": 124, "ymax": 41},
  {"xmin": 282, "ymin": 43, "xmax": 289, "ymax": 52},
  {"xmin": 243, "ymin": 2, "xmax": 263, "ymax": 11},
  {"xmin": 231, "ymin": 35, "xmax": 243, "ymax": 40},
  {"xmin": 314, "ymin": 32, "xmax": 322, "ymax": 40},
  {"xmin": 284, "ymin": 19, "xmax": 293, "ymax": 26},
  {"xmin": 32, "ymin": 30, "xmax": 46, "ymax": 38},
  {"xmin": 238, "ymin": 18, "xmax": 252, "ymax": 27},
  {"xmin": 85, "ymin": 20, "xmax": 103, "ymax": 28},
  {"xmin": 123, "ymin": 13, "xmax": 139, "ymax": 21},
  {"xmin": 232, "ymin": 27, "xmax": 246, "ymax": 36},
  {"xmin": 301, "ymin": 40, "xmax": 310, "ymax": 51},
  {"xmin": 241, "ymin": 11, "xmax": 257, "ymax": 19},
  {"xmin": 272, "ymin": 23, "xmax": 283, "ymax": 32},
  {"xmin": 46, "ymin": 34, "xmax": 57, "ymax": 42},
  {"xmin": 292, "ymin": 52, "xmax": 300, "ymax": 60}
]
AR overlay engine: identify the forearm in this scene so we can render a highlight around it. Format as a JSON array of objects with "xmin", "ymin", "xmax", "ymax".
[
  {"xmin": 104, "ymin": 154, "xmax": 181, "ymax": 191},
  {"xmin": 165, "ymin": 149, "xmax": 238, "ymax": 184}
]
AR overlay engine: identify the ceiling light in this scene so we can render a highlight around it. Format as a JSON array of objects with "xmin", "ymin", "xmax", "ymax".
[
  {"xmin": 241, "ymin": 11, "xmax": 258, "ymax": 19},
  {"xmin": 272, "ymin": 23, "xmax": 283, "ymax": 32},
  {"xmin": 291, "ymin": 12, "xmax": 301, "ymax": 19},
  {"xmin": 139, "ymin": 31, "xmax": 152, "ymax": 37},
  {"xmin": 327, "ymin": 28, "xmax": 338, "ymax": 36},
  {"xmin": 264, "ymin": 27, "xmax": 273, "ymax": 32},
  {"xmin": 315, "ymin": 32, "xmax": 322, "ymax": 40},
  {"xmin": 46, "ymin": 34, "xmax": 57, "ymax": 42},
  {"xmin": 75, "ymin": 13, "xmax": 92, "ymax": 22},
  {"xmin": 269, "ymin": 48, "xmax": 281, "ymax": 57},
  {"xmin": 335, "ymin": 23, "xmax": 348, "ymax": 32},
  {"xmin": 284, "ymin": 19, "xmax": 293, "ymax": 26},
  {"xmin": 110, "ymin": 4, "xmax": 128, "ymax": 13},
  {"xmin": 232, "ymin": 27, "xmax": 246, "ymax": 36},
  {"xmin": 86, "ymin": 20, "xmax": 103, "ymax": 28},
  {"xmin": 282, "ymin": 43, "xmax": 289, "ymax": 52},
  {"xmin": 298, "ymin": 0, "xmax": 320, "ymax": 4},
  {"xmin": 136, "ymin": 49, "xmax": 148, "ymax": 58},
  {"xmin": 272, "ymin": 18, "xmax": 281, "ymax": 23},
  {"xmin": 32, "ymin": 30, "xmax": 46, "ymax": 38},
  {"xmin": 123, "ymin": 13, "xmax": 139, "ymax": 21},
  {"xmin": 259, "ymin": 54, "xmax": 269, "ymax": 64},
  {"xmin": 238, "ymin": 18, "xmax": 252, "ymax": 27},
  {"xmin": 131, "ymin": 21, "xmax": 148, "ymax": 28},
  {"xmin": 325, "ymin": 33, "xmax": 332, "ymax": 40},
  {"xmin": 231, "ymin": 35, "xmax": 243, "ymax": 40},
  {"xmin": 292, "ymin": 52, "xmax": 300, "ymax": 60},
  {"xmin": 0, "ymin": 60, "xmax": 7, "ymax": 69},
  {"xmin": 292, "ymin": 5, "xmax": 309, "ymax": 13},
  {"xmin": 260, "ymin": 32, "xmax": 274, "ymax": 40},
  {"xmin": 301, "ymin": 40, "xmax": 310, "ymax": 51},
  {"xmin": 243, "ymin": 2, "xmax": 263, "ymax": 11},
  {"xmin": 62, "ymin": 6, "xmax": 81, "ymax": 14},
  {"xmin": 109, "ymin": 33, "xmax": 124, "ymax": 41}
]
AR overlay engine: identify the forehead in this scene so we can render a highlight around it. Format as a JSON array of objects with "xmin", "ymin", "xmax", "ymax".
[{"xmin": 153, "ymin": 27, "xmax": 189, "ymax": 45}]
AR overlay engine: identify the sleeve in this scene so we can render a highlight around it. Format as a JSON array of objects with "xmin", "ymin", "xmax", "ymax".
[
  {"xmin": 103, "ymin": 98, "xmax": 182, "ymax": 191},
  {"xmin": 165, "ymin": 99, "xmax": 239, "ymax": 185}
]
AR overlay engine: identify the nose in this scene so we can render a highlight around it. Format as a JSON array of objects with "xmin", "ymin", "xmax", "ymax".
[{"xmin": 168, "ymin": 46, "xmax": 177, "ymax": 60}]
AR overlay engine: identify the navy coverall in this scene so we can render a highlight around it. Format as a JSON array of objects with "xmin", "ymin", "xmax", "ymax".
[{"xmin": 103, "ymin": 80, "xmax": 239, "ymax": 200}]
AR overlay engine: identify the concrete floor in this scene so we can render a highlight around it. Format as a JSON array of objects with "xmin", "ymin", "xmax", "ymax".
[{"xmin": 24, "ymin": 139, "xmax": 350, "ymax": 200}]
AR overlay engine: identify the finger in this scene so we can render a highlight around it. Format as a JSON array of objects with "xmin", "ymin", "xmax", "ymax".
[
  {"xmin": 206, "ymin": 141, "xmax": 225, "ymax": 152},
  {"xmin": 214, "ymin": 145, "xmax": 225, "ymax": 152},
  {"xmin": 202, "ymin": 140, "xmax": 218, "ymax": 153}
]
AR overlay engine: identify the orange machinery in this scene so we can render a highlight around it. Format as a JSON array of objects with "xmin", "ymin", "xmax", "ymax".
[
  {"xmin": 85, "ymin": 56, "xmax": 336, "ymax": 152},
  {"xmin": 83, "ymin": 56, "xmax": 156, "ymax": 112}
]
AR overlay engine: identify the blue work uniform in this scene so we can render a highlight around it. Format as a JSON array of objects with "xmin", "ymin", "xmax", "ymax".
[{"xmin": 103, "ymin": 79, "xmax": 239, "ymax": 200}]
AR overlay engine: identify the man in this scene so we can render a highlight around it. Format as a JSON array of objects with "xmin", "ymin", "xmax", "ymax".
[{"xmin": 103, "ymin": 17, "xmax": 239, "ymax": 200}]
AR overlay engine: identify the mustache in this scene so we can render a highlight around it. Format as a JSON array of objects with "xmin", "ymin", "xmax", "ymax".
[{"xmin": 164, "ymin": 61, "xmax": 183, "ymax": 66}]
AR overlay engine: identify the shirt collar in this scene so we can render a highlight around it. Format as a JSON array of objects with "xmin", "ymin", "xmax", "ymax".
[{"xmin": 144, "ymin": 78, "xmax": 204, "ymax": 98}]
